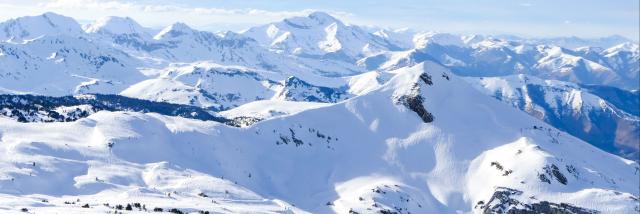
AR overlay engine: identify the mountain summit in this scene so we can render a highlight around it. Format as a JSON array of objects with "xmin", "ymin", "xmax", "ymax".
[
  {"xmin": 85, "ymin": 16, "xmax": 154, "ymax": 38},
  {"xmin": 242, "ymin": 11, "xmax": 398, "ymax": 60},
  {"xmin": 0, "ymin": 12, "xmax": 83, "ymax": 41}
]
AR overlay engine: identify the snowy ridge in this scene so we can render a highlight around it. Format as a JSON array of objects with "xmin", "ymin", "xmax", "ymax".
[{"xmin": 120, "ymin": 62, "xmax": 368, "ymax": 110}]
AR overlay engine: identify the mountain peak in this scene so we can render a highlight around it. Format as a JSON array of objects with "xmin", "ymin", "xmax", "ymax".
[
  {"xmin": 282, "ymin": 11, "xmax": 342, "ymax": 28},
  {"xmin": 0, "ymin": 12, "xmax": 83, "ymax": 41},
  {"xmin": 166, "ymin": 22, "xmax": 195, "ymax": 33},
  {"xmin": 85, "ymin": 16, "xmax": 151, "ymax": 37},
  {"xmin": 414, "ymin": 32, "xmax": 465, "ymax": 48},
  {"xmin": 307, "ymin": 11, "xmax": 338, "ymax": 23},
  {"xmin": 154, "ymin": 22, "xmax": 195, "ymax": 40}
]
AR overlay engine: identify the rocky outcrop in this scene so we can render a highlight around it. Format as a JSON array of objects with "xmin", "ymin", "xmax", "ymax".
[
  {"xmin": 478, "ymin": 187, "xmax": 599, "ymax": 214},
  {"xmin": 395, "ymin": 73, "xmax": 435, "ymax": 123}
]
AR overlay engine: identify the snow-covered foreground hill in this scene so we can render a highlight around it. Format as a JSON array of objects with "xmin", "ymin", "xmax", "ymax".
[{"xmin": 1, "ymin": 63, "xmax": 638, "ymax": 213}]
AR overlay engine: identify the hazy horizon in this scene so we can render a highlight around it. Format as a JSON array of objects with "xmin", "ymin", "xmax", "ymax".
[{"xmin": 0, "ymin": 0, "xmax": 637, "ymax": 40}]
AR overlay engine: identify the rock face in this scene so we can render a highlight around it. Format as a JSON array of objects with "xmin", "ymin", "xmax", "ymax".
[
  {"xmin": 479, "ymin": 187, "xmax": 599, "ymax": 214},
  {"xmin": 393, "ymin": 72, "xmax": 435, "ymax": 123},
  {"xmin": 397, "ymin": 91, "xmax": 434, "ymax": 123}
]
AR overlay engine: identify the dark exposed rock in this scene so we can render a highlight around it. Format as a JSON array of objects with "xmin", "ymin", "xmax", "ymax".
[
  {"xmin": 481, "ymin": 187, "xmax": 523, "ymax": 213},
  {"xmin": 289, "ymin": 128, "xmax": 304, "ymax": 146},
  {"xmin": 543, "ymin": 164, "xmax": 568, "ymax": 185},
  {"xmin": 276, "ymin": 127, "xmax": 309, "ymax": 147},
  {"xmin": 538, "ymin": 173, "xmax": 551, "ymax": 184},
  {"xmin": 491, "ymin": 161, "xmax": 504, "ymax": 170},
  {"xmin": 481, "ymin": 187, "xmax": 599, "ymax": 214},
  {"xmin": 168, "ymin": 208, "xmax": 184, "ymax": 214},
  {"xmin": 226, "ymin": 116, "xmax": 262, "ymax": 127},
  {"xmin": 441, "ymin": 73, "xmax": 450, "ymax": 80},
  {"xmin": 396, "ymin": 83, "xmax": 434, "ymax": 123},
  {"xmin": 419, "ymin": 73, "xmax": 433, "ymax": 85},
  {"xmin": 509, "ymin": 201, "xmax": 600, "ymax": 214}
]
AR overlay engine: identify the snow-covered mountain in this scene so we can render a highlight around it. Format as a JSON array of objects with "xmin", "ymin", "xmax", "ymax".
[
  {"xmin": 362, "ymin": 36, "xmax": 639, "ymax": 90},
  {"xmin": 465, "ymin": 74, "xmax": 639, "ymax": 160},
  {"xmin": 242, "ymin": 12, "xmax": 400, "ymax": 62},
  {"xmin": 0, "ymin": 13, "xmax": 149, "ymax": 96},
  {"xmin": 84, "ymin": 16, "xmax": 156, "ymax": 38},
  {"xmin": 511, "ymin": 35, "xmax": 635, "ymax": 50},
  {"xmin": 0, "ymin": 12, "xmax": 84, "ymax": 42},
  {"xmin": 0, "ymin": 62, "xmax": 638, "ymax": 213},
  {"xmin": 0, "ymin": 11, "xmax": 638, "ymax": 213}
]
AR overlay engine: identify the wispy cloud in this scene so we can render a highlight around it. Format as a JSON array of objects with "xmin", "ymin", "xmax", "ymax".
[
  {"xmin": 520, "ymin": 3, "xmax": 533, "ymax": 7},
  {"xmin": 39, "ymin": 0, "xmax": 316, "ymax": 17}
]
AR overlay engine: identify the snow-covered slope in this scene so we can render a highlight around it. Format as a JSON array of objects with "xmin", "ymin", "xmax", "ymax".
[
  {"xmin": 465, "ymin": 74, "xmax": 640, "ymax": 160},
  {"xmin": 0, "ymin": 62, "xmax": 638, "ymax": 213},
  {"xmin": 119, "ymin": 62, "xmax": 363, "ymax": 110},
  {"xmin": 0, "ymin": 34, "xmax": 145, "ymax": 95},
  {"xmin": 218, "ymin": 100, "xmax": 331, "ymax": 121}
]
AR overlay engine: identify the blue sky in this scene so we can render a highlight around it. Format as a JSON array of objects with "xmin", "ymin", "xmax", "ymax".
[{"xmin": 0, "ymin": 0, "xmax": 638, "ymax": 39}]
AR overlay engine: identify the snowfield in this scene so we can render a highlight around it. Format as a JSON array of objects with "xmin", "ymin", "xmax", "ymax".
[{"xmin": 0, "ymin": 63, "xmax": 637, "ymax": 213}]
